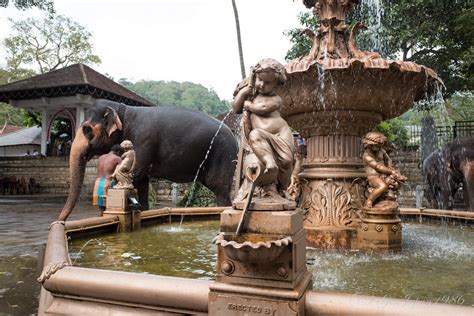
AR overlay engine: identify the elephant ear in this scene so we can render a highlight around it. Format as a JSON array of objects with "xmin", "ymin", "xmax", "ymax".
[{"xmin": 103, "ymin": 106, "xmax": 123, "ymax": 136}]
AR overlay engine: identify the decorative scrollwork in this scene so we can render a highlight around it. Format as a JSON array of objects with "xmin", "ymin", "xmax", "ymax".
[{"xmin": 303, "ymin": 179, "xmax": 354, "ymax": 228}]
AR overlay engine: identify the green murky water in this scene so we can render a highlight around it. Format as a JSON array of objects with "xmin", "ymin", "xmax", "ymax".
[{"xmin": 70, "ymin": 221, "xmax": 474, "ymax": 307}]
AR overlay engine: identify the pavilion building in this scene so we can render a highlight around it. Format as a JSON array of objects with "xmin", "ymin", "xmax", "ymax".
[{"xmin": 0, "ymin": 63, "xmax": 155, "ymax": 156}]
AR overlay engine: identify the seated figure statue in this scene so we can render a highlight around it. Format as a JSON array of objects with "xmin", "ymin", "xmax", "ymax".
[
  {"xmin": 232, "ymin": 58, "xmax": 295, "ymax": 205},
  {"xmin": 362, "ymin": 132, "xmax": 407, "ymax": 210},
  {"xmin": 112, "ymin": 140, "xmax": 136, "ymax": 189}
]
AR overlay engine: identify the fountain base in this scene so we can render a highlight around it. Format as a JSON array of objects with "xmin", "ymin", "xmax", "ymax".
[
  {"xmin": 305, "ymin": 226, "xmax": 356, "ymax": 250},
  {"xmin": 104, "ymin": 188, "xmax": 141, "ymax": 232},
  {"xmin": 209, "ymin": 207, "xmax": 312, "ymax": 315},
  {"xmin": 355, "ymin": 208, "xmax": 402, "ymax": 251}
]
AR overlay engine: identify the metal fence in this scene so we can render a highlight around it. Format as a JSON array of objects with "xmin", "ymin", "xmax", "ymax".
[{"xmin": 407, "ymin": 120, "xmax": 474, "ymax": 148}]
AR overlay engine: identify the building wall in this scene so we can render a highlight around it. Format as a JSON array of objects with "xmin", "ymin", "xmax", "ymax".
[
  {"xmin": 0, "ymin": 156, "xmax": 96, "ymax": 195},
  {"xmin": 0, "ymin": 157, "xmax": 186, "ymax": 203},
  {"xmin": 390, "ymin": 147, "xmax": 424, "ymax": 207},
  {"xmin": 0, "ymin": 145, "xmax": 41, "ymax": 157}
]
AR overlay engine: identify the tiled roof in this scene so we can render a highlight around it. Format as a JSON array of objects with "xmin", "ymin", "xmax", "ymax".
[
  {"xmin": 0, "ymin": 126, "xmax": 42, "ymax": 146},
  {"xmin": 0, "ymin": 64, "xmax": 155, "ymax": 107},
  {"xmin": 0, "ymin": 124, "xmax": 23, "ymax": 135}
]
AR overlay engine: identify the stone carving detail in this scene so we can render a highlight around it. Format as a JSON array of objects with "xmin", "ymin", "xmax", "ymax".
[
  {"xmin": 362, "ymin": 224, "xmax": 369, "ymax": 231},
  {"xmin": 112, "ymin": 140, "xmax": 136, "ymax": 189},
  {"xmin": 375, "ymin": 224, "xmax": 383, "ymax": 232},
  {"xmin": 303, "ymin": 179, "xmax": 354, "ymax": 227},
  {"xmin": 221, "ymin": 260, "xmax": 235, "ymax": 275},
  {"xmin": 37, "ymin": 261, "xmax": 70, "ymax": 283},
  {"xmin": 391, "ymin": 224, "xmax": 399, "ymax": 232},
  {"xmin": 362, "ymin": 132, "xmax": 407, "ymax": 210},
  {"xmin": 286, "ymin": 111, "xmax": 383, "ymax": 138}
]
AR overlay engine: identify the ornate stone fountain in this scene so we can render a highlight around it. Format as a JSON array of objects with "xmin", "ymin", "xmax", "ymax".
[{"xmin": 277, "ymin": 0, "xmax": 440, "ymax": 250}]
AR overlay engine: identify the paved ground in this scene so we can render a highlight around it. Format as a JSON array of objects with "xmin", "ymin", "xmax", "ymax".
[{"xmin": 0, "ymin": 194, "xmax": 174, "ymax": 315}]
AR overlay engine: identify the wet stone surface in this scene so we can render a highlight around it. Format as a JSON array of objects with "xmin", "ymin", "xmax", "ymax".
[{"xmin": 0, "ymin": 195, "xmax": 99, "ymax": 316}]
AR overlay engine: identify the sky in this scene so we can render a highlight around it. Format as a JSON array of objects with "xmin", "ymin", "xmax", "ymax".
[{"xmin": 0, "ymin": 0, "xmax": 307, "ymax": 101}]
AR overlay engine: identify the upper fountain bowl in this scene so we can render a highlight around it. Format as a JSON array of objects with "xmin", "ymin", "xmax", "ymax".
[
  {"xmin": 279, "ymin": 58, "xmax": 439, "ymax": 124},
  {"xmin": 277, "ymin": 0, "xmax": 441, "ymax": 133}
]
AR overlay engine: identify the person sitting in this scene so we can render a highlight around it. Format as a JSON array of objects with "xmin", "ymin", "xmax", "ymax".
[{"xmin": 93, "ymin": 145, "xmax": 122, "ymax": 215}]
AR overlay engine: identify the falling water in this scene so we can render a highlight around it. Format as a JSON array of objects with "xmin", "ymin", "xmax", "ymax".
[
  {"xmin": 316, "ymin": 65, "xmax": 326, "ymax": 111},
  {"xmin": 70, "ymin": 238, "xmax": 117, "ymax": 267},
  {"xmin": 179, "ymin": 110, "xmax": 233, "ymax": 227},
  {"xmin": 355, "ymin": 0, "xmax": 385, "ymax": 54}
]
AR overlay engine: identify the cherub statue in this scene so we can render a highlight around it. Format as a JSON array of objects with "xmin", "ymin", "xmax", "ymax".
[
  {"xmin": 112, "ymin": 140, "xmax": 136, "ymax": 189},
  {"xmin": 232, "ymin": 58, "xmax": 295, "ymax": 204},
  {"xmin": 362, "ymin": 132, "xmax": 407, "ymax": 209}
]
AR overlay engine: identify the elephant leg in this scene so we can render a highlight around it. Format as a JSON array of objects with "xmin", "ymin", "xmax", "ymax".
[
  {"xmin": 202, "ymin": 170, "xmax": 232, "ymax": 207},
  {"xmin": 134, "ymin": 167, "xmax": 150, "ymax": 210},
  {"xmin": 463, "ymin": 161, "xmax": 474, "ymax": 211}
]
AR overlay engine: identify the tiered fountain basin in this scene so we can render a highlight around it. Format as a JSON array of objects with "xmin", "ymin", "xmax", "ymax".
[
  {"xmin": 273, "ymin": 56, "xmax": 441, "ymax": 251},
  {"xmin": 281, "ymin": 58, "xmax": 439, "ymax": 132}
]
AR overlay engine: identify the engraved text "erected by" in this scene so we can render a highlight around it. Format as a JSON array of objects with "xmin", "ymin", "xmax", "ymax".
[{"xmin": 227, "ymin": 303, "xmax": 274, "ymax": 314}]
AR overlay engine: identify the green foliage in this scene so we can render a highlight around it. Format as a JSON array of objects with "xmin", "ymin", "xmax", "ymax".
[
  {"xmin": 1, "ymin": 14, "xmax": 101, "ymax": 127},
  {"xmin": 445, "ymin": 91, "xmax": 474, "ymax": 121},
  {"xmin": 284, "ymin": 12, "xmax": 319, "ymax": 61},
  {"xmin": 0, "ymin": 0, "xmax": 55, "ymax": 14},
  {"xmin": 0, "ymin": 103, "xmax": 23, "ymax": 126},
  {"xmin": 4, "ymin": 14, "xmax": 101, "ymax": 75},
  {"xmin": 374, "ymin": 118, "xmax": 409, "ymax": 147},
  {"xmin": 400, "ymin": 92, "xmax": 473, "ymax": 125},
  {"xmin": 178, "ymin": 182, "xmax": 217, "ymax": 207},
  {"xmin": 121, "ymin": 80, "xmax": 230, "ymax": 116},
  {"xmin": 148, "ymin": 183, "xmax": 159, "ymax": 209},
  {"xmin": 285, "ymin": 1, "xmax": 473, "ymax": 95}
]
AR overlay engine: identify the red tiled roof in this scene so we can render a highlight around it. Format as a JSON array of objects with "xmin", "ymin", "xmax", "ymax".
[
  {"xmin": 0, "ymin": 124, "xmax": 23, "ymax": 135},
  {"xmin": 0, "ymin": 64, "xmax": 155, "ymax": 107}
]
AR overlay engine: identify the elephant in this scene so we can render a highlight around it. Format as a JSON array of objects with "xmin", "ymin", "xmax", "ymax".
[
  {"xmin": 423, "ymin": 138, "xmax": 474, "ymax": 211},
  {"xmin": 58, "ymin": 99, "xmax": 238, "ymax": 221}
]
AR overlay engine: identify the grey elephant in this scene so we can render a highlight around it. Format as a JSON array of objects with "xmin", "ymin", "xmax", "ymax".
[
  {"xmin": 423, "ymin": 138, "xmax": 474, "ymax": 210},
  {"xmin": 58, "ymin": 99, "xmax": 238, "ymax": 221}
]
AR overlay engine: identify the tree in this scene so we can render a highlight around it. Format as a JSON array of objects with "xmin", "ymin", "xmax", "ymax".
[
  {"xmin": 3, "ymin": 14, "xmax": 101, "ymax": 75},
  {"xmin": 0, "ymin": 0, "xmax": 54, "ymax": 15},
  {"xmin": 374, "ymin": 118, "xmax": 409, "ymax": 147},
  {"xmin": 1, "ymin": 14, "xmax": 101, "ymax": 127},
  {"xmin": 285, "ymin": 1, "xmax": 473, "ymax": 96},
  {"xmin": 121, "ymin": 80, "xmax": 230, "ymax": 116}
]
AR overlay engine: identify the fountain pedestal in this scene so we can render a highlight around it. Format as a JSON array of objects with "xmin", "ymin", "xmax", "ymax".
[
  {"xmin": 355, "ymin": 208, "xmax": 402, "ymax": 251},
  {"xmin": 291, "ymin": 111, "xmax": 376, "ymax": 249},
  {"xmin": 104, "ymin": 188, "xmax": 141, "ymax": 232},
  {"xmin": 209, "ymin": 208, "xmax": 312, "ymax": 315}
]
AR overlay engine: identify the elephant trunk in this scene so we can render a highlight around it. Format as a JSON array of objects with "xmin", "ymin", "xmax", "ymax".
[{"xmin": 58, "ymin": 128, "xmax": 90, "ymax": 221}]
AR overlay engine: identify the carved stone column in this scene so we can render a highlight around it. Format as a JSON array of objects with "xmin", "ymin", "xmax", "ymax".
[{"xmin": 287, "ymin": 110, "xmax": 382, "ymax": 249}]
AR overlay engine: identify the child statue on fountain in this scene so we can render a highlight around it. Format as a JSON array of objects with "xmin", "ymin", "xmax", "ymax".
[
  {"xmin": 232, "ymin": 58, "xmax": 295, "ymax": 207},
  {"xmin": 112, "ymin": 140, "xmax": 136, "ymax": 189},
  {"xmin": 362, "ymin": 132, "xmax": 407, "ymax": 210}
]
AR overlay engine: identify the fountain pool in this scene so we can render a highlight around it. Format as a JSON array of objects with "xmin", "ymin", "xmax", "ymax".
[{"xmin": 69, "ymin": 219, "xmax": 474, "ymax": 307}]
